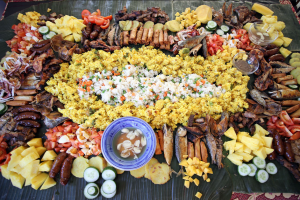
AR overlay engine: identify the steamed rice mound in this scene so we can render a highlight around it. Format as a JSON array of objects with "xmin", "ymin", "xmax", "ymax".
[{"xmin": 45, "ymin": 46, "xmax": 249, "ymax": 130}]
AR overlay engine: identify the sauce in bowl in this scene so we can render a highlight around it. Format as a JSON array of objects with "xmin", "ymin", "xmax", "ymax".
[{"xmin": 113, "ymin": 128, "xmax": 147, "ymax": 160}]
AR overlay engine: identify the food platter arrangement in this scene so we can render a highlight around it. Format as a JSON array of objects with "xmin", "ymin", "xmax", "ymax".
[{"xmin": 1, "ymin": 0, "xmax": 300, "ymax": 199}]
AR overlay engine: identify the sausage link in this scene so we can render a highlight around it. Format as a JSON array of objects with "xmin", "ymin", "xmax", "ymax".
[
  {"xmin": 93, "ymin": 25, "xmax": 101, "ymax": 32},
  {"xmin": 60, "ymin": 155, "xmax": 74, "ymax": 185},
  {"xmin": 264, "ymin": 47, "xmax": 279, "ymax": 57},
  {"xmin": 273, "ymin": 131, "xmax": 285, "ymax": 155},
  {"xmin": 284, "ymin": 140, "xmax": 295, "ymax": 162},
  {"xmin": 16, "ymin": 120, "xmax": 40, "ymax": 128},
  {"xmin": 266, "ymin": 44, "xmax": 278, "ymax": 50},
  {"xmin": 82, "ymin": 28, "xmax": 89, "ymax": 38},
  {"xmin": 267, "ymin": 139, "xmax": 277, "ymax": 160},
  {"xmin": 12, "ymin": 105, "xmax": 37, "ymax": 116},
  {"xmin": 14, "ymin": 112, "xmax": 41, "ymax": 121},
  {"xmin": 49, "ymin": 152, "xmax": 68, "ymax": 178},
  {"xmin": 86, "ymin": 22, "xmax": 93, "ymax": 35},
  {"xmin": 268, "ymin": 54, "xmax": 285, "ymax": 62},
  {"xmin": 90, "ymin": 31, "xmax": 99, "ymax": 40},
  {"xmin": 32, "ymin": 39, "xmax": 50, "ymax": 48}
]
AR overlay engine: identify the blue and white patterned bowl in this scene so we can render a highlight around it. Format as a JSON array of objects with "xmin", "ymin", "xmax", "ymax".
[{"xmin": 101, "ymin": 117, "xmax": 156, "ymax": 171}]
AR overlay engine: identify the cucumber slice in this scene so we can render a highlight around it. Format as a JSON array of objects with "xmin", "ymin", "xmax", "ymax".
[
  {"xmin": 207, "ymin": 21, "xmax": 217, "ymax": 30},
  {"xmin": 84, "ymin": 183, "xmax": 100, "ymax": 199},
  {"xmin": 220, "ymin": 25, "xmax": 230, "ymax": 33},
  {"xmin": 238, "ymin": 163, "xmax": 251, "ymax": 176},
  {"xmin": 102, "ymin": 166, "xmax": 117, "ymax": 180},
  {"xmin": 216, "ymin": 29, "xmax": 224, "ymax": 36},
  {"xmin": 43, "ymin": 35, "xmax": 48, "ymax": 40},
  {"xmin": 101, "ymin": 186, "xmax": 116, "ymax": 198},
  {"xmin": 288, "ymin": 85, "xmax": 298, "ymax": 89},
  {"xmin": 45, "ymin": 31, "xmax": 56, "ymax": 39},
  {"xmin": 205, "ymin": 25, "xmax": 215, "ymax": 31},
  {"xmin": 38, "ymin": 26, "xmax": 50, "ymax": 35},
  {"xmin": 101, "ymin": 180, "xmax": 116, "ymax": 194},
  {"xmin": 253, "ymin": 157, "xmax": 266, "ymax": 169},
  {"xmin": 0, "ymin": 104, "xmax": 8, "ymax": 115},
  {"xmin": 84, "ymin": 167, "xmax": 100, "ymax": 182},
  {"xmin": 248, "ymin": 164, "xmax": 257, "ymax": 177},
  {"xmin": 266, "ymin": 163, "xmax": 277, "ymax": 175},
  {"xmin": 255, "ymin": 169, "xmax": 269, "ymax": 183}
]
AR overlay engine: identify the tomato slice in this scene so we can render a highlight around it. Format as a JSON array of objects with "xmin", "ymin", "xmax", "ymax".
[
  {"xmin": 64, "ymin": 125, "xmax": 73, "ymax": 133},
  {"xmin": 83, "ymin": 17, "xmax": 89, "ymax": 25},
  {"xmin": 81, "ymin": 9, "xmax": 91, "ymax": 19},
  {"xmin": 292, "ymin": 118, "xmax": 300, "ymax": 124},
  {"xmin": 88, "ymin": 15, "xmax": 96, "ymax": 23},
  {"xmin": 102, "ymin": 15, "xmax": 113, "ymax": 21},
  {"xmin": 280, "ymin": 111, "xmax": 294, "ymax": 125},
  {"xmin": 100, "ymin": 19, "xmax": 110, "ymax": 29},
  {"xmin": 280, "ymin": 126, "xmax": 293, "ymax": 137},
  {"xmin": 290, "ymin": 132, "xmax": 300, "ymax": 140},
  {"xmin": 275, "ymin": 119, "xmax": 285, "ymax": 129},
  {"xmin": 271, "ymin": 116, "xmax": 278, "ymax": 123},
  {"xmin": 95, "ymin": 17, "xmax": 105, "ymax": 26}
]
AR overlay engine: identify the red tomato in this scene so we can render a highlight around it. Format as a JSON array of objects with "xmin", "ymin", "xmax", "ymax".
[
  {"xmin": 292, "ymin": 118, "xmax": 300, "ymax": 124},
  {"xmin": 95, "ymin": 17, "xmax": 105, "ymax": 26},
  {"xmin": 102, "ymin": 15, "xmax": 113, "ymax": 21},
  {"xmin": 62, "ymin": 143, "xmax": 72, "ymax": 148},
  {"xmin": 81, "ymin": 9, "xmax": 91, "ymax": 19},
  {"xmin": 237, "ymin": 29, "xmax": 247, "ymax": 35},
  {"xmin": 54, "ymin": 147, "xmax": 61, "ymax": 152},
  {"xmin": 91, "ymin": 9, "xmax": 101, "ymax": 16},
  {"xmin": 100, "ymin": 19, "xmax": 110, "ymax": 29},
  {"xmin": 57, "ymin": 126, "xmax": 64, "ymax": 132},
  {"xmin": 52, "ymin": 127, "xmax": 59, "ymax": 132},
  {"xmin": 280, "ymin": 126, "xmax": 293, "ymax": 137},
  {"xmin": 290, "ymin": 132, "xmax": 300, "ymax": 140},
  {"xmin": 17, "ymin": 30, "xmax": 26, "ymax": 37},
  {"xmin": 11, "ymin": 24, "xmax": 17, "ymax": 30},
  {"xmin": 64, "ymin": 125, "xmax": 73, "ymax": 133},
  {"xmin": 275, "ymin": 119, "xmax": 285, "ymax": 129},
  {"xmin": 280, "ymin": 111, "xmax": 294, "ymax": 126},
  {"xmin": 83, "ymin": 17, "xmax": 89, "ymax": 25},
  {"xmin": 241, "ymin": 34, "xmax": 249, "ymax": 44},
  {"xmin": 88, "ymin": 15, "xmax": 96, "ymax": 23},
  {"xmin": 63, "ymin": 121, "xmax": 73, "ymax": 126},
  {"xmin": 271, "ymin": 116, "xmax": 278, "ymax": 123}
]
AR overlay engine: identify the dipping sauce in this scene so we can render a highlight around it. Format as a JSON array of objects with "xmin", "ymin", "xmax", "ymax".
[
  {"xmin": 233, "ymin": 52, "xmax": 259, "ymax": 75},
  {"xmin": 113, "ymin": 128, "xmax": 147, "ymax": 160}
]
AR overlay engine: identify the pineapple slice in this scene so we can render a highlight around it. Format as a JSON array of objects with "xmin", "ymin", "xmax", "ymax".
[
  {"xmin": 252, "ymin": 134, "xmax": 266, "ymax": 146},
  {"xmin": 224, "ymin": 140, "xmax": 236, "ymax": 154},
  {"xmin": 264, "ymin": 147, "xmax": 274, "ymax": 155},
  {"xmin": 253, "ymin": 147, "xmax": 267, "ymax": 159},
  {"xmin": 254, "ymin": 124, "xmax": 269, "ymax": 136},
  {"xmin": 224, "ymin": 127, "xmax": 237, "ymax": 140},
  {"xmin": 237, "ymin": 132, "xmax": 250, "ymax": 142},
  {"xmin": 241, "ymin": 136, "xmax": 260, "ymax": 150},
  {"xmin": 234, "ymin": 142, "xmax": 244, "ymax": 151},
  {"xmin": 227, "ymin": 153, "xmax": 243, "ymax": 166},
  {"xmin": 280, "ymin": 47, "xmax": 292, "ymax": 58},
  {"xmin": 261, "ymin": 136, "xmax": 273, "ymax": 148},
  {"xmin": 243, "ymin": 146, "xmax": 252, "ymax": 154},
  {"xmin": 235, "ymin": 152, "xmax": 254, "ymax": 162}
]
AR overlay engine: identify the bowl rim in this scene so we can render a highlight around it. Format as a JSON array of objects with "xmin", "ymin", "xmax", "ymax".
[
  {"xmin": 233, "ymin": 52, "xmax": 259, "ymax": 75},
  {"xmin": 248, "ymin": 22, "xmax": 278, "ymax": 45},
  {"xmin": 101, "ymin": 116, "xmax": 156, "ymax": 171}
]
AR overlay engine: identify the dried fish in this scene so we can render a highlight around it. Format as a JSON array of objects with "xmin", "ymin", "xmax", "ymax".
[{"xmin": 163, "ymin": 124, "xmax": 173, "ymax": 165}]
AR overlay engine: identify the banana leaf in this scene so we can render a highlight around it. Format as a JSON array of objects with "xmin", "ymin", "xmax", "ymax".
[{"xmin": 0, "ymin": 0, "xmax": 299, "ymax": 199}]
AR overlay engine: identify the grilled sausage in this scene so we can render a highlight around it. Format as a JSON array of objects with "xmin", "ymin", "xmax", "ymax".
[
  {"xmin": 82, "ymin": 28, "xmax": 89, "ymax": 38},
  {"xmin": 14, "ymin": 112, "xmax": 41, "ymax": 121},
  {"xmin": 273, "ymin": 131, "xmax": 285, "ymax": 155},
  {"xmin": 90, "ymin": 31, "xmax": 99, "ymax": 40},
  {"xmin": 284, "ymin": 140, "xmax": 295, "ymax": 162},
  {"xmin": 86, "ymin": 22, "xmax": 93, "ymax": 35},
  {"xmin": 30, "ymin": 43, "xmax": 51, "ymax": 54},
  {"xmin": 60, "ymin": 155, "xmax": 74, "ymax": 185},
  {"xmin": 16, "ymin": 120, "xmax": 41, "ymax": 128},
  {"xmin": 268, "ymin": 54, "xmax": 285, "ymax": 62},
  {"xmin": 49, "ymin": 152, "xmax": 68, "ymax": 178},
  {"xmin": 266, "ymin": 44, "xmax": 278, "ymax": 50},
  {"xmin": 264, "ymin": 47, "xmax": 279, "ymax": 57},
  {"xmin": 267, "ymin": 141, "xmax": 277, "ymax": 160},
  {"xmin": 12, "ymin": 105, "xmax": 36, "ymax": 115},
  {"xmin": 32, "ymin": 39, "xmax": 50, "ymax": 48},
  {"xmin": 93, "ymin": 25, "xmax": 101, "ymax": 32}
]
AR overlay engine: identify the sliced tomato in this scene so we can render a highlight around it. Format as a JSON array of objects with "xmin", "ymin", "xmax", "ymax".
[
  {"xmin": 52, "ymin": 127, "xmax": 59, "ymax": 133},
  {"xmin": 280, "ymin": 126, "xmax": 293, "ymax": 137},
  {"xmin": 91, "ymin": 9, "xmax": 101, "ymax": 16},
  {"xmin": 17, "ymin": 30, "xmax": 26, "ymax": 37},
  {"xmin": 241, "ymin": 34, "xmax": 249, "ymax": 44},
  {"xmin": 81, "ymin": 9, "xmax": 91, "ymax": 19},
  {"xmin": 100, "ymin": 19, "xmax": 110, "ymax": 29},
  {"xmin": 11, "ymin": 24, "xmax": 17, "ymax": 30},
  {"xmin": 62, "ymin": 143, "xmax": 72, "ymax": 148},
  {"xmin": 280, "ymin": 111, "xmax": 294, "ymax": 126},
  {"xmin": 95, "ymin": 17, "xmax": 105, "ymax": 26},
  {"xmin": 237, "ymin": 29, "xmax": 247, "ymax": 35},
  {"xmin": 275, "ymin": 119, "xmax": 285, "ymax": 129},
  {"xmin": 60, "ymin": 148, "xmax": 68, "ymax": 152},
  {"xmin": 57, "ymin": 126, "xmax": 64, "ymax": 132},
  {"xmin": 102, "ymin": 15, "xmax": 113, "ymax": 21},
  {"xmin": 83, "ymin": 17, "xmax": 89, "ymax": 25},
  {"xmin": 88, "ymin": 15, "xmax": 96, "ymax": 23},
  {"xmin": 64, "ymin": 125, "xmax": 73, "ymax": 133},
  {"xmin": 54, "ymin": 147, "xmax": 61, "ymax": 152},
  {"xmin": 208, "ymin": 46, "xmax": 215, "ymax": 55},
  {"xmin": 290, "ymin": 132, "xmax": 300, "ymax": 140},
  {"xmin": 234, "ymin": 35, "xmax": 242, "ymax": 39},
  {"xmin": 292, "ymin": 118, "xmax": 300, "ymax": 124},
  {"xmin": 63, "ymin": 121, "xmax": 73, "ymax": 126},
  {"xmin": 271, "ymin": 116, "xmax": 278, "ymax": 123}
]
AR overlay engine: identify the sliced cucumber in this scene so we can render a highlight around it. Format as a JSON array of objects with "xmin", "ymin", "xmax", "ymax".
[
  {"xmin": 45, "ymin": 31, "xmax": 56, "ymax": 39},
  {"xmin": 248, "ymin": 164, "xmax": 257, "ymax": 177},
  {"xmin": 101, "ymin": 186, "xmax": 116, "ymax": 198},
  {"xmin": 207, "ymin": 20, "xmax": 217, "ymax": 30},
  {"xmin": 43, "ymin": 35, "xmax": 48, "ymax": 40},
  {"xmin": 84, "ymin": 183, "xmax": 100, "ymax": 199},
  {"xmin": 238, "ymin": 163, "xmax": 251, "ymax": 176},
  {"xmin": 38, "ymin": 26, "xmax": 50, "ymax": 35},
  {"xmin": 84, "ymin": 167, "xmax": 100, "ymax": 182},
  {"xmin": 102, "ymin": 166, "xmax": 117, "ymax": 180},
  {"xmin": 0, "ymin": 104, "xmax": 8, "ymax": 115},
  {"xmin": 266, "ymin": 163, "xmax": 277, "ymax": 175},
  {"xmin": 205, "ymin": 25, "xmax": 215, "ymax": 31},
  {"xmin": 216, "ymin": 29, "xmax": 224, "ymax": 36},
  {"xmin": 220, "ymin": 25, "xmax": 230, "ymax": 33},
  {"xmin": 102, "ymin": 180, "xmax": 116, "ymax": 194},
  {"xmin": 288, "ymin": 85, "xmax": 298, "ymax": 89},
  {"xmin": 253, "ymin": 157, "xmax": 266, "ymax": 169},
  {"xmin": 255, "ymin": 169, "xmax": 269, "ymax": 183}
]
